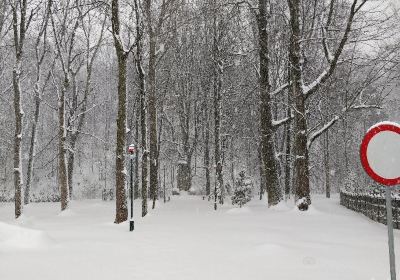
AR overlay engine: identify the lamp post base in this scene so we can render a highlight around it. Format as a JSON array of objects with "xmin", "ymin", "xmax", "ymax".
[{"xmin": 129, "ymin": 220, "xmax": 134, "ymax": 232}]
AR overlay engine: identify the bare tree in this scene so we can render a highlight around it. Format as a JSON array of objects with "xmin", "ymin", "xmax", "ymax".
[
  {"xmin": 10, "ymin": 0, "xmax": 34, "ymax": 218},
  {"xmin": 50, "ymin": 0, "xmax": 84, "ymax": 211},
  {"xmin": 144, "ymin": 0, "xmax": 177, "ymax": 209},
  {"xmin": 287, "ymin": 0, "xmax": 367, "ymax": 210},
  {"xmin": 66, "ymin": 2, "xmax": 106, "ymax": 199},
  {"xmin": 25, "ymin": 0, "xmax": 53, "ymax": 205}
]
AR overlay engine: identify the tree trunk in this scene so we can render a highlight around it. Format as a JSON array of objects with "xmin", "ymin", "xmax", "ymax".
[
  {"xmin": 324, "ymin": 131, "xmax": 330, "ymax": 198},
  {"xmin": 258, "ymin": 143, "xmax": 265, "ymax": 200},
  {"xmin": 67, "ymin": 151, "xmax": 75, "ymax": 198},
  {"xmin": 135, "ymin": 0, "xmax": 148, "ymax": 217},
  {"xmin": 143, "ymin": 0, "xmax": 157, "ymax": 208},
  {"xmin": 204, "ymin": 107, "xmax": 210, "ymax": 196},
  {"xmin": 177, "ymin": 159, "xmax": 191, "ymax": 191},
  {"xmin": 146, "ymin": 0, "xmax": 158, "ymax": 210},
  {"xmin": 59, "ymin": 79, "xmax": 70, "ymax": 211},
  {"xmin": 284, "ymin": 96, "xmax": 292, "ymax": 200},
  {"xmin": 288, "ymin": 0, "xmax": 311, "ymax": 210},
  {"xmin": 212, "ymin": 0, "xmax": 223, "ymax": 210},
  {"xmin": 11, "ymin": 0, "xmax": 32, "ymax": 218},
  {"xmin": 0, "ymin": 1, "xmax": 5, "ymax": 35},
  {"xmin": 114, "ymin": 55, "xmax": 128, "ymax": 223},
  {"xmin": 13, "ymin": 59, "xmax": 24, "ymax": 218},
  {"xmin": 257, "ymin": 0, "xmax": 282, "ymax": 207},
  {"xmin": 111, "ymin": 0, "xmax": 128, "ymax": 223},
  {"xmin": 25, "ymin": 72, "xmax": 41, "ymax": 205},
  {"xmin": 67, "ymin": 74, "xmax": 78, "ymax": 199},
  {"xmin": 134, "ymin": 103, "xmax": 140, "ymax": 200}
]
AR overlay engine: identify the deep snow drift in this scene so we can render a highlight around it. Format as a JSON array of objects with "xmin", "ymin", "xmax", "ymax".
[{"xmin": 0, "ymin": 194, "xmax": 399, "ymax": 280}]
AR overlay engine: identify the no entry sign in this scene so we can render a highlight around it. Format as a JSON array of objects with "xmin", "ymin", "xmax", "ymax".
[
  {"xmin": 360, "ymin": 122, "xmax": 400, "ymax": 186},
  {"xmin": 360, "ymin": 121, "xmax": 400, "ymax": 280}
]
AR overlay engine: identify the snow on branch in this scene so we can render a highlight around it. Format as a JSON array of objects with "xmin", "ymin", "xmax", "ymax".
[
  {"xmin": 307, "ymin": 102, "xmax": 381, "ymax": 149},
  {"xmin": 270, "ymin": 82, "xmax": 290, "ymax": 98},
  {"xmin": 349, "ymin": 104, "xmax": 382, "ymax": 110},
  {"xmin": 307, "ymin": 115, "xmax": 339, "ymax": 149},
  {"xmin": 303, "ymin": 0, "xmax": 363, "ymax": 99},
  {"xmin": 302, "ymin": 70, "xmax": 328, "ymax": 97},
  {"xmin": 272, "ymin": 114, "xmax": 293, "ymax": 129}
]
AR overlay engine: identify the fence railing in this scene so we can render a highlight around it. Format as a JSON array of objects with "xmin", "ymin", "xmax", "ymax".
[{"xmin": 340, "ymin": 191, "xmax": 400, "ymax": 229}]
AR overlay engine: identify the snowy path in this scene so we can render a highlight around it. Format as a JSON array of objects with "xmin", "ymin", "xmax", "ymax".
[{"xmin": 0, "ymin": 194, "xmax": 399, "ymax": 280}]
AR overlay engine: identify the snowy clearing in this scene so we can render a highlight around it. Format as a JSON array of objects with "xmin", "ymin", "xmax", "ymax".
[{"xmin": 0, "ymin": 194, "xmax": 399, "ymax": 280}]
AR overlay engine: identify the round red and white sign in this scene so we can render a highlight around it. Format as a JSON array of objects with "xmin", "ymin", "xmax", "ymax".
[{"xmin": 360, "ymin": 122, "xmax": 400, "ymax": 186}]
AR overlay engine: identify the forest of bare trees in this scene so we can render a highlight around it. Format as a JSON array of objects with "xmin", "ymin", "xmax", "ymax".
[{"xmin": 0, "ymin": 0, "xmax": 399, "ymax": 220}]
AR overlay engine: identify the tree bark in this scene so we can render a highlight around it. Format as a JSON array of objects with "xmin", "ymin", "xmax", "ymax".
[
  {"xmin": 212, "ymin": 0, "xmax": 223, "ymax": 210},
  {"xmin": 324, "ymin": 131, "xmax": 330, "ymax": 198},
  {"xmin": 258, "ymin": 143, "xmax": 265, "ymax": 200},
  {"xmin": 12, "ymin": 59, "xmax": 24, "ymax": 218},
  {"xmin": 204, "ymin": 106, "xmax": 210, "ymax": 196},
  {"xmin": 288, "ymin": 0, "xmax": 311, "ymax": 210},
  {"xmin": 134, "ymin": 0, "xmax": 148, "ymax": 217},
  {"xmin": 144, "ymin": 0, "xmax": 159, "ymax": 210},
  {"xmin": 134, "ymin": 99, "xmax": 140, "ymax": 200},
  {"xmin": 25, "ymin": 73, "xmax": 41, "ymax": 205},
  {"xmin": 284, "ymin": 93, "xmax": 292, "ymax": 200},
  {"xmin": 59, "ymin": 79, "xmax": 70, "ymax": 211},
  {"xmin": 111, "ymin": 0, "xmax": 128, "ymax": 223},
  {"xmin": 11, "ymin": 0, "xmax": 31, "ymax": 217},
  {"xmin": 257, "ymin": 0, "xmax": 282, "ymax": 207}
]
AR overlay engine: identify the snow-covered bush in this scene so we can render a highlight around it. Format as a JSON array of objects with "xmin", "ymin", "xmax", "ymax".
[
  {"xmin": 0, "ymin": 188, "xmax": 60, "ymax": 203},
  {"xmin": 172, "ymin": 187, "xmax": 180, "ymax": 195},
  {"xmin": 231, "ymin": 171, "xmax": 252, "ymax": 208}
]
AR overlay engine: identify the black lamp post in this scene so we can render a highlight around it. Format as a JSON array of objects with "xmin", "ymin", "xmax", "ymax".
[{"xmin": 128, "ymin": 144, "xmax": 136, "ymax": 231}]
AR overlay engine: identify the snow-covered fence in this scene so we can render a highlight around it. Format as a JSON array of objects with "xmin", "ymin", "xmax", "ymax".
[{"xmin": 340, "ymin": 191, "xmax": 400, "ymax": 229}]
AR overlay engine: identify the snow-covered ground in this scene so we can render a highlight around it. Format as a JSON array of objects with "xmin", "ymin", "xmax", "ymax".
[{"xmin": 0, "ymin": 194, "xmax": 399, "ymax": 280}]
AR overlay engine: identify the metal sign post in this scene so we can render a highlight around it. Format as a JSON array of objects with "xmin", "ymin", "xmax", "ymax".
[
  {"xmin": 128, "ymin": 144, "xmax": 136, "ymax": 232},
  {"xmin": 360, "ymin": 122, "xmax": 400, "ymax": 280},
  {"xmin": 386, "ymin": 187, "xmax": 397, "ymax": 280}
]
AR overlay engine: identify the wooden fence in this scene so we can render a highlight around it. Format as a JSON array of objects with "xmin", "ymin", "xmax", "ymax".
[{"xmin": 340, "ymin": 191, "xmax": 400, "ymax": 229}]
